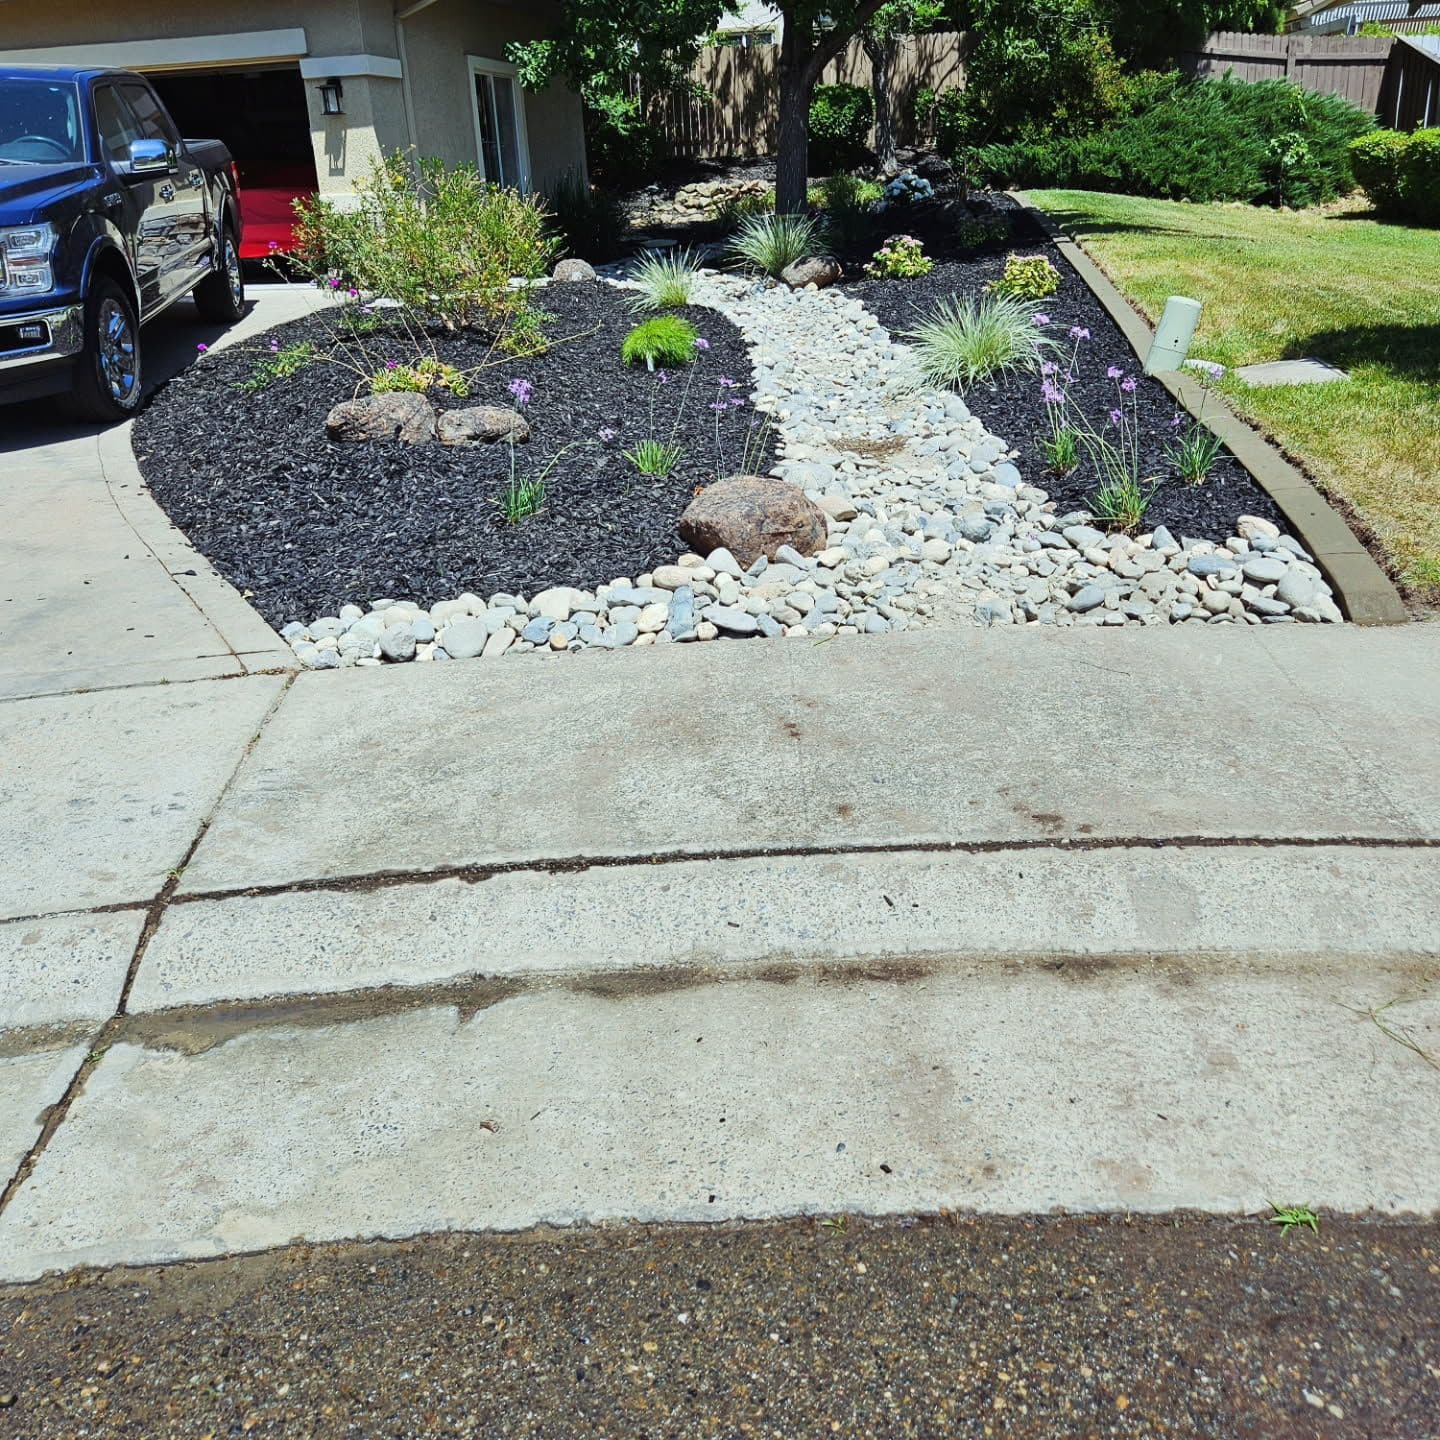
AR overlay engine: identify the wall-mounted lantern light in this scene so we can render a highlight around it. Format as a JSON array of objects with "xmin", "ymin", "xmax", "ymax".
[{"xmin": 318, "ymin": 78, "xmax": 345, "ymax": 115}]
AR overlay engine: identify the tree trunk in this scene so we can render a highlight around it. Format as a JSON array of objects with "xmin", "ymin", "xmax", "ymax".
[
  {"xmin": 773, "ymin": 0, "xmax": 889, "ymax": 214},
  {"xmin": 863, "ymin": 31, "xmax": 899, "ymax": 175},
  {"xmin": 774, "ymin": 29, "xmax": 812, "ymax": 214}
]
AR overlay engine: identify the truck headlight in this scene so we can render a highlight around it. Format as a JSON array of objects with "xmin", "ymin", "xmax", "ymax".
[{"xmin": 0, "ymin": 223, "xmax": 58, "ymax": 295}]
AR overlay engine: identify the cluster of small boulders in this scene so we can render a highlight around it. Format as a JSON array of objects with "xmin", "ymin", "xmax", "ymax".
[
  {"xmin": 631, "ymin": 178, "xmax": 772, "ymax": 229},
  {"xmin": 282, "ymin": 266, "xmax": 1340, "ymax": 668}
]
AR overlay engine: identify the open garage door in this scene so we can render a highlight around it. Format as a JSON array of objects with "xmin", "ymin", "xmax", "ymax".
[{"xmin": 148, "ymin": 67, "xmax": 318, "ymax": 258}]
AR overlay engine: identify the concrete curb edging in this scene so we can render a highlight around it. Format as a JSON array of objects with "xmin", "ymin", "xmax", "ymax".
[{"xmin": 1012, "ymin": 191, "xmax": 1409, "ymax": 627}]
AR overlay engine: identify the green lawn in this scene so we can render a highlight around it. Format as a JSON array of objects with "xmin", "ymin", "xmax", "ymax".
[{"xmin": 1028, "ymin": 190, "xmax": 1440, "ymax": 602}]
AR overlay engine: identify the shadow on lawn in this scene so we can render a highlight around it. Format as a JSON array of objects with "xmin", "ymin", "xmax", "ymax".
[
  {"xmin": 1031, "ymin": 206, "xmax": 1250, "ymax": 248},
  {"xmin": 1283, "ymin": 322, "xmax": 1440, "ymax": 384}
]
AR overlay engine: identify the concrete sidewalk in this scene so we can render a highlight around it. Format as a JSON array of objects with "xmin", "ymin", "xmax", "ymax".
[
  {"xmin": 0, "ymin": 287, "xmax": 317, "ymax": 700},
  {"xmin": 2, "ymin": 624, "xmax": 1437, "ymax": 1282}
]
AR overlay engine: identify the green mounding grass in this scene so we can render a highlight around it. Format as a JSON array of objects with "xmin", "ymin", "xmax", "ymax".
[{"xmin": 1029, "ymin": 189, "xmax": 1440, "ymax": 605}]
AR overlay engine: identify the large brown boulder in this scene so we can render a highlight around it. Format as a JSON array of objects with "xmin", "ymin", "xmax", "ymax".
[
  {"xmin": 678, "ymin": 476, "xmax": 828, "ymax": 568},
  {"xmin": 326, "ymin": 391, "xmax": 435, "ymax": 444},
  {"xmin": 780, "ymin": 255, "xmax": 842, "ymax": 290},
  {"xmin": 437, "ymin": 406, "xmax": 531, "ymax": 446}
]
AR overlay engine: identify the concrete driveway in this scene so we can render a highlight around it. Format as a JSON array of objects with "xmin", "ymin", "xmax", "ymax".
[
  {"xmin": 0, "ymin": 282, "xmax": 1437, "ymax": 1286},
  {"xmin": 0, "ymin": 285, "xmax": 318, "ymax": 701}
]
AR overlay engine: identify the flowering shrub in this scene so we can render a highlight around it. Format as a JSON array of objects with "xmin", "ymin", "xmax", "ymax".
[
  {"xmin": 879, "ymin": 171, "xmax": 935, "ymax": 209},
  {"xmin": 291, "ymin": 153, "xmax": 555, "ymax": 343},
  {"xmin": 987, "ymin": 254, "xmax": 1061, "ymax": 301},
  {"xmin": 864, "ymin": 235, "xmax": 934, "ymax": 280}
]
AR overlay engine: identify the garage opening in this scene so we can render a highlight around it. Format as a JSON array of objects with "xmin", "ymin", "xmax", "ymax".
[{"xmin": 147, "ymin": 66, "xmax": 317, "ymax": 260}]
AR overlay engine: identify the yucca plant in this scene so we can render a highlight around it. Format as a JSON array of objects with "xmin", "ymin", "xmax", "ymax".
[
  {"xmin": 726, "ymin": 212, "xmax": 822, "ymax": 279},
  {"xmin": 903, "ymin": 293, "xmax": 1053, "ymax": 391},
  {"xmin": 628, "ymin": 250, "xmax": 700, "ymax": 311}
]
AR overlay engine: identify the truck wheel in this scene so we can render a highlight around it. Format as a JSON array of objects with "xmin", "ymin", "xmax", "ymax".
[
  {"xmin": 193, "ymin": 221, "xmax": 245, "ymax": 323},
  {"xmin": 65, "ymin": 278, "xmax": 143, "ymax": 423}
]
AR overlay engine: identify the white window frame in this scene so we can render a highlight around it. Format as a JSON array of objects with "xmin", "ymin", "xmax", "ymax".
[{"xmin": 466, "ymin": 55, "xmax": 531, "ymax": 191}]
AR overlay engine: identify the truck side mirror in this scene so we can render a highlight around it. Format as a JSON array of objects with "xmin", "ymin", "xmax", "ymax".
[{"xmin": 118, "ymin": 138, "xmax": 173, "ymax": 177}]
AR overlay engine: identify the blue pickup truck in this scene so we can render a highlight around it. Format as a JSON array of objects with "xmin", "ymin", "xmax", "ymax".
[{"xmin": 0, "ymin": 65, "xmax": 244, "ymax": 420}]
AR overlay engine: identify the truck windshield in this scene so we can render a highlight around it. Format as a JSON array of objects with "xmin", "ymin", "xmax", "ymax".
[{"xmin": 0, "ymin": 79, "xmax": 86, "ymax": 164}]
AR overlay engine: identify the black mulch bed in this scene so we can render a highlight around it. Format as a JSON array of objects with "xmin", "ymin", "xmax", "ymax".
[
  {"xmin": 134, "ymin": 285, "xmax": 772, "ymax": 627},
  {"xmin": 842, "ymin": 193, "xmax": 1284, "ymax": 541}
]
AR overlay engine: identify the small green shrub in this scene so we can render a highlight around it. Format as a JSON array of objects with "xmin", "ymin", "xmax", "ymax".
[
  {"xmin": 583, "ymin": 97, "xmax": 665, "ymax": 188},
  {"xmin": 1350, "ymin": 129, "xmax": 1409, "ymax": 212},
  {"xmin": 1353, "ymin": 128, "xmax": 1440, "ymax": 226},
  {"xmin": 988, "ymin": 254, "xmax": 1061, "ymax": 301},
  {"xmin": 628, "ymin": 250, "xmax": 700, "ymax": 310},
  {"xmin": 1040, "ymin": 425, "xmax": 1079, "ymax": 475},
  {"xmin": 809, "ymin": 82, "xmax": 874, "ymax": 170},
  {"xmin": 807, "ymin": 175, "xmax": 884, "ymax": 209},
  {"xmin": 239, "ymin": 339, "xmax": 314, "ymax": 394},
  {"xmin": 500, "ymin": 473, "xmax": 547, "ymax": 523},
  {"xmin": 371, "ymin": 356, "xmax": 470, "ymax": 398},
  {"xmin": 807, "ymin": 173, "xmax": 879, "ymax": 255},
  {"xmin": 864, "ymin": 234, "xmax": 933, "ymax": 279},
  {"xmin": 726, "ymin": 212, "xmax": 822, "ymax": 278},
  {"xmin": 904, "ymin": 293, "xmax": 1053, "ymax": 391},
  {"xmin": 1402, "ymin": 131, "xmax": 1440, "ymax": 226},
  {"xmin": 545, "ymin": 170, "xmax": 626, "ymax": 261},
  {"xmin": 715, "ymin": 190, "xmax": 775, "ymax": 231},
  {"xmin": 621, "ymin": 315, "xmax": 699, "ymax": 368},
  {"xmin": 955, "ymin": 214, "xmax": 1010, "ymax": 251}
]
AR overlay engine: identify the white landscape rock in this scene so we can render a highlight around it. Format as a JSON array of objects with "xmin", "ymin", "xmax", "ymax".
[{"xmin": 284, "ymin": 271, "xmax": 1341, "ymax": 668}]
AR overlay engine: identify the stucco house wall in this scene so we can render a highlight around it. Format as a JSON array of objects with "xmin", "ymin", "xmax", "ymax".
[{"xmin": 0, "ymin": 0, "xmax": 585, "ymax": 199}]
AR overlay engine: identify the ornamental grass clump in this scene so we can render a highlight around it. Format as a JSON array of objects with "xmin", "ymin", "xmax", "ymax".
[
  {"xmin": 621, "ymin": 315, "xmax": 699, "ymax": 369},
  {"xmin": 1166, "ymin": 414, "xmax": 1225, "ymax": 486},
  {"xmin": 628, "ymin": 250, "xmax": 701, "ymax": 311},
  {"xmin": 904, "ymin": 293, "xmax": 1053, "ymax": 391},
  {"xmin": 726, "ymin": 212, "xmax": 822, "ymax": 279}
]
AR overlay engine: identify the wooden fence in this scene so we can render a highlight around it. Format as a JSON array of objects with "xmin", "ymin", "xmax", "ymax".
[
  {"xmin": 1179, "ymin": 30, "xmax": 1395, "ymax": 109},
  {"xmin": 641, "ymin": 31, "xmax": 970, "ymax": 159},
  {"xmin": 1379, "ymin": 36, "xmax": 1440, "ymax": 126}
]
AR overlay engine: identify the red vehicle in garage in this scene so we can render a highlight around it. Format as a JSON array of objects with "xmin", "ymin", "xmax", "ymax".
[{"xmin": 150, "ymin": 68, "xmax": 317, "ymax": 258}]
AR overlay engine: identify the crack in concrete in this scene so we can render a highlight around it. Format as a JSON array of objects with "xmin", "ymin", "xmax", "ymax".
[
  {"xmin": 163, "ymin": 831, "xmax": 1440, "ymax": 908},
  {"xmin": 0, "ymin": 672, "xmax": 298, "ymax": 1217}
]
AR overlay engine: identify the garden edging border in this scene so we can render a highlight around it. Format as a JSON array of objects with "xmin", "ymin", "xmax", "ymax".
[{"xmin": 1012, "ymin": 190, "xmax": 1409, "ymax": 627}]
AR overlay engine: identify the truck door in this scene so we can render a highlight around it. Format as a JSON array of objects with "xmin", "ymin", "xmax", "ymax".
[
  {"xmin": 92, "ymin": 82, "xmax": 163, "ymax": 313},
  {"xmin": 119, "ymin": 81, "xmax": 210, "ymax": 298}
]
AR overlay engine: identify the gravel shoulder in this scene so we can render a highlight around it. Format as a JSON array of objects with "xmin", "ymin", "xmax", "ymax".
[{"xmin": 2, "ymin": 1214, "xmax": 1435, "ymax": 1438}]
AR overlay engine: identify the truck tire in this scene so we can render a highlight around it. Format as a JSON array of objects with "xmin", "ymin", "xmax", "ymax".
[
  {"xmin": 65, "ymin": 277, "xmax": 143, "ymax": 423},
  {"xmin": 192, "ymin": 220, "xmax": 245, "ymax": 323}
]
